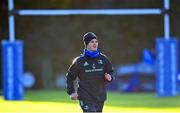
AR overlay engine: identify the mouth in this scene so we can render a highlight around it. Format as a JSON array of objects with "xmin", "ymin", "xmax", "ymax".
[{"xmin": 93, "ymin": 44, "xmax": 97, "ymax": 47}]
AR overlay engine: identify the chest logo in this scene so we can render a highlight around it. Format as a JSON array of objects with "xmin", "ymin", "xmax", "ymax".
[
  {"xmin": 98, "ymin": 60, "xmax": 103, "ymax": 64},
  {"xmin": 92, "ymin": 64, "xmax": 96, "ymax": 69},
  {"xmin": 83, "ymin": 61, "xmax": 89, "ymax": 66}
]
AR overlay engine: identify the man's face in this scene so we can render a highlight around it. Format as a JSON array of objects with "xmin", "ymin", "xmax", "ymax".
[{"xmin": 86, "ymin": 39, "xmax": 98, "ymax": 51}]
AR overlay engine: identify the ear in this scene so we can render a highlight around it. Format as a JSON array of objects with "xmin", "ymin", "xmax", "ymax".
[{"xmin": 84, "ymin": 42, "xmax": 87, "ymax": 47}]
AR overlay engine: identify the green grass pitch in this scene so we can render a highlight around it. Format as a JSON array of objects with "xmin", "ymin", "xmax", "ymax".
[{"xmin": 0, "ymin": 90, "xmax": 180, "ymax": 113}]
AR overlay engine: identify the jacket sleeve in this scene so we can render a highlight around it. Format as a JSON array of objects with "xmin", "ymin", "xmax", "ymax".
[
  {"xmin": 104, "ymin": 56, "xmax": 115, "ymax": 83},
  {"xmin": 66, "ymin": 57, "xmax": 81, "ymax": 95}
]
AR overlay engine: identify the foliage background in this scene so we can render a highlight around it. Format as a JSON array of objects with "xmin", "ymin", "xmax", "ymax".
[{"xmin": 0, "ymin": 0, "xmax": 180, "ymax": 88}]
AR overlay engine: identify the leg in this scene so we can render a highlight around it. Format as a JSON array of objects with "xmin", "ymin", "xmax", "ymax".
[
  {"xmin": 95, "ymin": 102, "xmax": 104, "ymax": 113},
  {"xmin": 79, "ymin": 100, "xmax": 96, "ymax": 112}
]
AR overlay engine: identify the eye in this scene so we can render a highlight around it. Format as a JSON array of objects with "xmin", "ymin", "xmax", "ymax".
[
  {"xmin": 90, "ymin": 39, "xmax": 98, "ymax": 43},
  {"xmin": 92, "ymin": 41, "xmax": 98, "ymax": 43}
]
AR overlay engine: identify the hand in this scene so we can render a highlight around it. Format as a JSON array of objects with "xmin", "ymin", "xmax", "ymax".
[
  {"xmin": 104, "ymin": 73, "xmax": 112, "ymax": 81},
  {"xmin": 70, "ymin": 93, "xmax": 78, "ymax": 100}
]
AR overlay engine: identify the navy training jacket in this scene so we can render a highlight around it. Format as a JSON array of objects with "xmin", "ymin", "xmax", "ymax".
[{"xmin": 66, "ymin": 53, "xmax": 114, "ymax": 103}]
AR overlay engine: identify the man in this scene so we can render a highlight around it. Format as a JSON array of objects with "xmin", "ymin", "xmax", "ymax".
[{"xmin": 66, "ymin": 32, "xmax": 114, "ymax": 112}]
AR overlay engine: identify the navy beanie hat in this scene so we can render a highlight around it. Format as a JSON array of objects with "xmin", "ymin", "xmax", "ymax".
[{"xmin": 83, "ymin": 32, "xmax": 97, "ymax": 46}]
